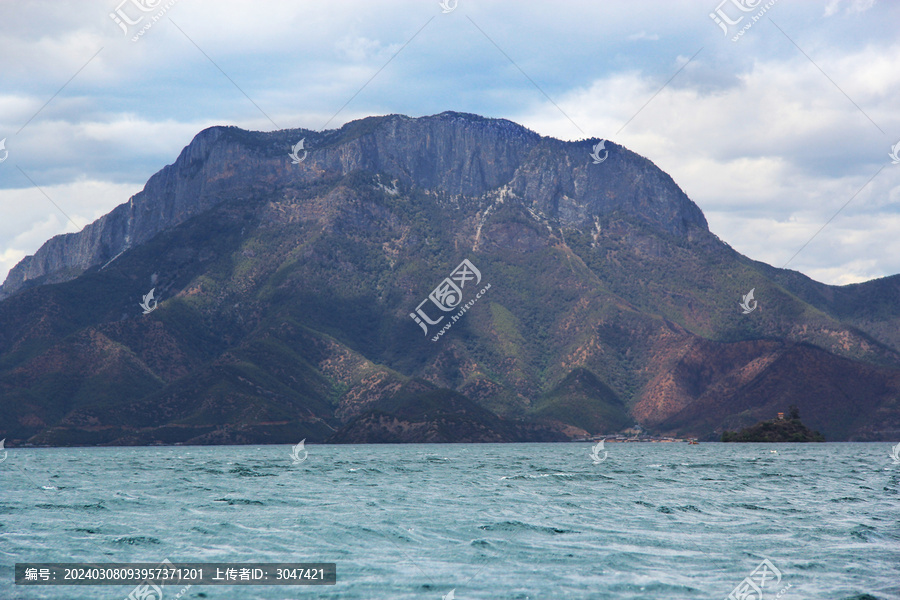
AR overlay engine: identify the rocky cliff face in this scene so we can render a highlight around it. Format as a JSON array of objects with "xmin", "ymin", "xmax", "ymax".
[
  {"xmin": 0, "ymin": 112, "xmax": 706, "ymax": 299},
  {"xmin": 1, "ymin": 126, "xmax": 254, "ymax": 298}
]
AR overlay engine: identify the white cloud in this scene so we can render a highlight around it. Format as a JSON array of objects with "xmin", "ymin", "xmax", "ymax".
[
  {"xmin": 0, "ymin": 179, "xmax": 143, "ymax": 282},
  {"xmin": 824, "ymin": 0, "xmax": 877, "ymax": 17},
  {"xmin": 511, "ymin": 41, "xmax": 900, "ymax": 285},
  {"xmin": 627, "ymin": 31, "xmax": 660, "ymax": 41}
]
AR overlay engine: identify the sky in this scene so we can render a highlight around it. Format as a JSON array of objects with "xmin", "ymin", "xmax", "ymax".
[{"xmin": 0, "ymin": 0, "xmax": 898, "ymax": 286}]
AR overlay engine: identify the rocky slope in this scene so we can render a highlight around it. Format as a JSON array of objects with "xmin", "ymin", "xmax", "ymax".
[{"xmin": 1, "ymin": 112, "xmax": 899, "ymax": 445}]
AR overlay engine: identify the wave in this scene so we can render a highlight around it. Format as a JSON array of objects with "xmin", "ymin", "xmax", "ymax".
[
  {"xmin": 112, "ymin": 536, "xmax": 161, "ymax": 545},
  {"xmin": 499, "ymin": 472, "xmax": 613, "ymax": 482},
  {"xmin": 478, "ymin": 521, "xmax": 577, "ymax": 535},
  {"xmin": 228, "ymin": 466, "xmax": 276, "ymax": 477},
  {"xmin": 36, "ymin": 502, "xmax": 107, "ymax": 511},
  {"xmin": 213, "ymin": 497, "xmax": 265, "ymax": 505}
]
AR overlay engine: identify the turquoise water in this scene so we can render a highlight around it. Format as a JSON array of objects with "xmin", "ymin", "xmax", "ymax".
[{"xmin": 2, "ymin": 443, "xmax": 899, "ymax": 599}]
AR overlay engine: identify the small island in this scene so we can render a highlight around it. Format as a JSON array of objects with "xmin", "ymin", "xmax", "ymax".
[{"xmin": 721, "ymin": 406, "xmax": 825, "ymax": 442}]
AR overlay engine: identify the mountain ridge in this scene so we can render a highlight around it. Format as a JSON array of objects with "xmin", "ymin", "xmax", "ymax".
[{"xmin": 0, "ymin": 111, "xmax": 707, "ymax": 299}]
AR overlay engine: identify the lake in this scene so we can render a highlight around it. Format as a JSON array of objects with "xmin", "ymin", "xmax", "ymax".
[{"xmin": 2, "ymin": 442, "xmax": 898, "ymax": 599}]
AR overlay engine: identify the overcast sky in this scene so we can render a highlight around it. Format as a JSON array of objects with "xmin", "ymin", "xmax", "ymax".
[{"xmin": 1, "ymin": 0, "xmax": 898, "ymax": 286}]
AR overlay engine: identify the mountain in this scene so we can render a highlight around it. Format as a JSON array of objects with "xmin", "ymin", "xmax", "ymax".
[{"xmin": 1, "ymin": 111, "xmax": 899, "ymax": 446}]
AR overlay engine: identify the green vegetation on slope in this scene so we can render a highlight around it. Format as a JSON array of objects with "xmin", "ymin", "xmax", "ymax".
[{"xmin": 529, "ymin": 368, "xmax": 631, "ymax": 434}]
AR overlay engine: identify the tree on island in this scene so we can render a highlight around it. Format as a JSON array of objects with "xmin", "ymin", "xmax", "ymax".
[{"xmin": 721, "ymin": 408, "xmax": 824, "ymax": 442}]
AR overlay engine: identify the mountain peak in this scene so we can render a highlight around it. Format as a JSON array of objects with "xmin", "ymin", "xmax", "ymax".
[{"xmin": 1, "ymin": 112, "xmax": 707, "ymax": 299}]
